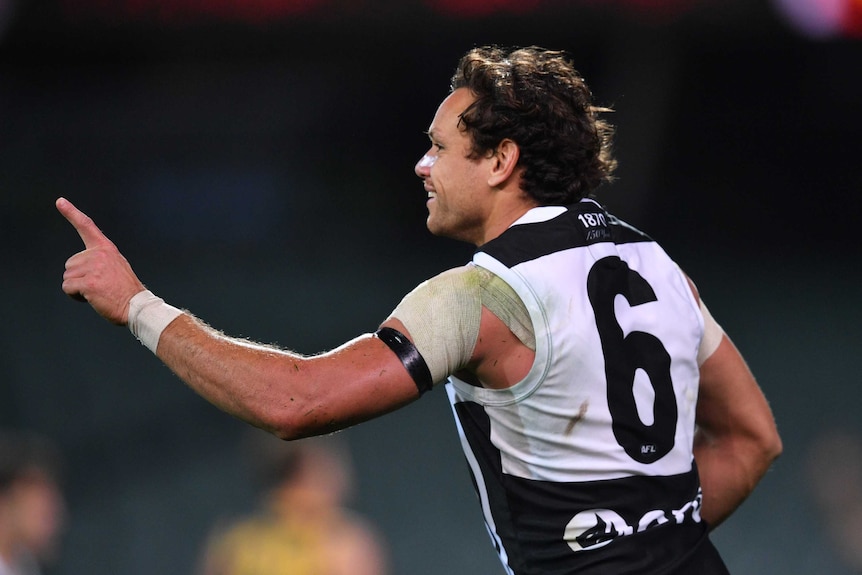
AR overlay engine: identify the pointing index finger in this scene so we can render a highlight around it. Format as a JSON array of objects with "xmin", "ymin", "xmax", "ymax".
[{"xmin": 56, "ymin": 197, "xmax": 111, "ymax": 249}]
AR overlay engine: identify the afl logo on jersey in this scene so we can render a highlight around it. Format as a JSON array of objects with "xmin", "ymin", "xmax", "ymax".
[{"xmin": 564, "ymin": 509, "xmax": 633, "ymax": 552}]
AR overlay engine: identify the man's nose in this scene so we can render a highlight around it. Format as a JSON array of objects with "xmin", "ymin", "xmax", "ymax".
[{"xmin": 415, "ymin": 154, "xmax": 436, "ymax": 177}]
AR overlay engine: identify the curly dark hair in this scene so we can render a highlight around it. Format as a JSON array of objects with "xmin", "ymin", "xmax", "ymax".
[{"xmin": 451, "ymin": 45, "xmax": 617, "ymax": 205}]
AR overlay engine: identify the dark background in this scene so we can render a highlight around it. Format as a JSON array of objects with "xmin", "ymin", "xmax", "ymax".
[{"xmin": 2, "ymin": 0, "xmax": 861, "ymax": 573}]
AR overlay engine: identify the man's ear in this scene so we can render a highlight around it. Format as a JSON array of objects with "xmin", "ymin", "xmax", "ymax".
[{"xmin": 487, "ymin": 139, "xmax": 520, "ymax": 187}]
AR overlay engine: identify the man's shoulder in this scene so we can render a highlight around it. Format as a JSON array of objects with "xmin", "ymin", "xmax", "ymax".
[{"xmin": 406, "ymin": 265, "xmax": 495, "ymax": 299}]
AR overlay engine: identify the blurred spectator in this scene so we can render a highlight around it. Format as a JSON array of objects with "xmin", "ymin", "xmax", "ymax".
[
  {"xmin": 197, "ymin": 432, "xmax": 387, "ymax": 575},
  {"xmin": 0, "ymin": 430, "xmax": 65, "ymax": 575},
  {"xmin": 805, "ymin": 427, "xmax": 862, "ymax": 572}
]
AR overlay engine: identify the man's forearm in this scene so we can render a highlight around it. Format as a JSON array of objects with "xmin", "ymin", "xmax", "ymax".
[
  {"xmin": 694, "ymin": 427, "xmax": 780, "ymax": 529},
  {"xmin": 155, "ymin": 313, "xmax": 316, "ymax": 437},
  {"xmin": 153, "ymin": 314, "xmax": 421, "ymax": 440}
]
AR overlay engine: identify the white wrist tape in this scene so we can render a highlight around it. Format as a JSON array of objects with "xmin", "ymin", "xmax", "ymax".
[{"xmin": 127, "ymin": 290, "xmax": 183, "ymax": 354}]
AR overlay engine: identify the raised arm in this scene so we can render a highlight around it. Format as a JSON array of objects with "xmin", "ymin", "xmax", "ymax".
[
  {"xmin": 693, "ymin": 332, "xmax": 782, "ymax": 528},
  {"xmin": 155, "ymin": 317, "xmax": 420, "ymax": 438},
  {"xmin": 56, "ymin": 197, "xmax": 421, "ymax": 439}
]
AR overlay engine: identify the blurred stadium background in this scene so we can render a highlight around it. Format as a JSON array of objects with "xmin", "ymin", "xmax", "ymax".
[{"xmin": 1, "ymin": 0, "xmax": 861, "ymax": 573}]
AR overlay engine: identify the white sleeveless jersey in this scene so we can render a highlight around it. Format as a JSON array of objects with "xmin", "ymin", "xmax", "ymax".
[{"xmin": 446, "ymin": 199, "xmax": 712, "ymax": 575}]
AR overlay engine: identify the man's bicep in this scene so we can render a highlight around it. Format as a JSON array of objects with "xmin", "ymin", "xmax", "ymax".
[
  {"xmin": 300, "ymin": 334, "xmax": 423, "ymax": 435},
  {"xmin": 694, "ymin": 333, "xmax": 782, "ymax": 528},
  {"xmin": 696, "ymin": 335, "xmax": 771, "ymax": 437}
]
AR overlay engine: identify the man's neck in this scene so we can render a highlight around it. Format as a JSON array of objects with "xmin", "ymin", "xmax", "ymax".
[{"xmin": 474, "ymin": 196, "xmax": 538, "ymax": 247}]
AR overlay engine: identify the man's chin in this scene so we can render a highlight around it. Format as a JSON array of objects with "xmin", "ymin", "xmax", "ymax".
[{"xmin": 426, "ymin": 218, "xmax": 448, "ymax": 238}]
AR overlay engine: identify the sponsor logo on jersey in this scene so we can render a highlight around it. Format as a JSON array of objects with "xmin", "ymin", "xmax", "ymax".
[{"xmin": 564, "ymin": 488, "xmax": 703, "ymax": 552}]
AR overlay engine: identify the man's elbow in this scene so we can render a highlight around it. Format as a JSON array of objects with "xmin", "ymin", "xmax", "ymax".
[
  {"xmin": 263, "ymin": 401, "xmax": 340, "ymax": 441},
  {"xmin": 762, "ymin": 427, "xmax": 783, "ymax": 467},
  {"xmin": 747, "ymin": 423, "xmax": 782, "ymax": 482},
  {"xmin": 268, "ymin": 424, "xmax": 303, "ymax": 442},
  {"xmin": 255, "ymin": 414, "xmax": 301, "ymax": 441}
]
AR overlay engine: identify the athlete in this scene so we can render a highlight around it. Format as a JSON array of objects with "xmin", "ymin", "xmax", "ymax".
[
  {"xmin": 56, "ymin": 45, "xmax": 782, "ymax": 574},
  {"xmin": 197, "ymin": 434, "xmax": 387, "ymax": 575}
]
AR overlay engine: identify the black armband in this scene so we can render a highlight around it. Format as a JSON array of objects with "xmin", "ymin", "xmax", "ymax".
[{"xmin": 375, "ymin": 327, "xmax": 433, "ymax": 395}]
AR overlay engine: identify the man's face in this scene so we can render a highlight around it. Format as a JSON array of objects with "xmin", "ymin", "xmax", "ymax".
[{"xmin": 415, "ymin": 88, "xmax": 495, "ymax": 246}]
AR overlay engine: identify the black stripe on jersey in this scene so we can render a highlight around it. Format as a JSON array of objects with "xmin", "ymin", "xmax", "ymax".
[
  {"xmin": 454, "ymin": 400, "xmax": 528, "ymax": 575},
  {"xmin": 453, "ymin": 397, "xmax": 713, "ymax": 575},
  {"xmin": 478, "ymin": 204, "xmax": 652, "ymax": 269}
]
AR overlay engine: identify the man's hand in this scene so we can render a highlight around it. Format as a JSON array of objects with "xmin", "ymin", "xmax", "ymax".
[{"xmin": 56, "ymin": 197, "xmax": 146, "ymax": 325}]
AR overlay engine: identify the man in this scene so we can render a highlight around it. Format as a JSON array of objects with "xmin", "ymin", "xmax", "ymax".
[
  {"xmin": 197, "ymin": 434, "xmax": 388, "ymax": 575},
  {"xmin": 0, "ymin": 431, "xmax": 65, "ymax": 575},
  {"xmin": 57, "ymin": 45, "xmax": 781, "ymax": 574}
]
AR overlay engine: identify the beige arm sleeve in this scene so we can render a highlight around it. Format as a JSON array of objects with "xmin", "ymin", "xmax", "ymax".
[
  {"xmin": 387, "ymin": 265, "xmax": 534, "ymax": 386},
  {"xmin": 697, "ymin": 298, "xmax": 724, "ymax": 366}
]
